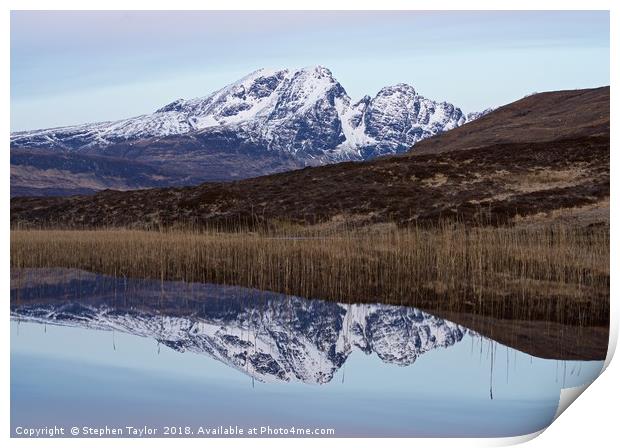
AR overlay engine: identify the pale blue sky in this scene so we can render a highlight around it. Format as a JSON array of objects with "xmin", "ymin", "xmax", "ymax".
[{"xmin": 10, "ymin": 11, "xmax": 609, "ymax": 132}]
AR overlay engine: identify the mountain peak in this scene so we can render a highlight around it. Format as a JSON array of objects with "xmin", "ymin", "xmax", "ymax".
[
  {"xmin": 11, "ymin": 66, "xmax": 484, "ymax": 170},
  {"xmin": 237, "ymin": 67, "xmax": 288, "ymax": 83},
  {"xmin": 155, "ymin": 98, "xmax": 188, "ymax": 114},
  {"xmin": 297, "ymin": 65, "xmax": 333, "ymax": 77},
  {"xmin": 377, "ymin": 83, "xmax": 417, "ymax": 97}
]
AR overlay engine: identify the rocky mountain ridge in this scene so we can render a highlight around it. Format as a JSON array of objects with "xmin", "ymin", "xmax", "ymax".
[{"xmin": 11, "ymin": 66, "xmax": 484, "ymax": 195}]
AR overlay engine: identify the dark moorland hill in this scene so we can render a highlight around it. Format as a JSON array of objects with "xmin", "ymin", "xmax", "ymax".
[
  {"xmin": 10, "ymin": 142, "xmax": 305, "ymax": 197},
  {"xmin": 410, "ymin": 86, "xmax": 609, "ymax": 155},
  {"xmin": 11, "ymin": 87, "xmax": 609, "ymax": 229},
  {"xmin": 10, "ymin": 148, "xmax": 182, "ymax": 197}
]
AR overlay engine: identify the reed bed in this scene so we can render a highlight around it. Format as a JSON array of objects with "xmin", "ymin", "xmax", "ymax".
[{"xmin": 10, "ymin": 223, "xmax": 609, "ymax": 326}]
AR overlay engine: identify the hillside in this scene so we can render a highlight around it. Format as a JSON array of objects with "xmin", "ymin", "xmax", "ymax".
[
  {"xmin": 410, "ymin": 86, "xmax": 609, "ymax": 155},
  {"xmin": 10, "ymin": 87, "xmax": 610, "ymax": 229},
  {"xmin": 11, "ymin": 66, "xmax": 483, "ymax": 196},
  {"xmin": 10, "ymin": 145, "xmax": 304, "ymax": 197}
]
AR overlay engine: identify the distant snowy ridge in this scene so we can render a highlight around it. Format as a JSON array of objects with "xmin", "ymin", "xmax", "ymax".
[{"xmin": 11, "ymin": 66, "xmax": 487, "ymax": 162}]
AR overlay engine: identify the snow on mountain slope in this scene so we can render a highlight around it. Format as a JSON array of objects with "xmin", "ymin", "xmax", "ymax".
[{"xmin": 11, "ymin": 66, "xmax": 484, "ymax": 163}]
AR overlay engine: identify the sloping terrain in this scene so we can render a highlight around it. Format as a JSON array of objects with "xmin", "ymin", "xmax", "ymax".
[
  {"xmin": 11, "ymin": 67, "xmax": 475, "ymax": 160},
  {"xmin": 11, "ymin": 66, "xmax": 484, "ymax": 195},
  {"xmin": 10, "ymin": 145, "xmax": 304, "ymax": 197},
  {"xmin": 10, "ymin": 149, "xmax": 182, "ymax": 197},
  {"xmin": 11, "ymin": 87, "xmax": 609, "ymax": 229},
  {"xmin": 410, "ymin": 86, "xmax": 609, "ymax": 155}
]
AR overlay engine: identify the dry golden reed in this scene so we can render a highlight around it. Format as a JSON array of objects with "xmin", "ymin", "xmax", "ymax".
[{"xmin": 10, "ymin": 223, "xmax": 609, "ymax": 326}]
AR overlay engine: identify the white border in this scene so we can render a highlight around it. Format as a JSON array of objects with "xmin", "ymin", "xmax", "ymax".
[{"xmin": 2, "ymin": 1, "xmax": 616, "ymax": 447}]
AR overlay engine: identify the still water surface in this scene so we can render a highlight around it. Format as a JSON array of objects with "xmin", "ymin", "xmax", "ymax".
[{"xmin": 11, "ymin": 268, "xmax": 604, "ymax": 437}]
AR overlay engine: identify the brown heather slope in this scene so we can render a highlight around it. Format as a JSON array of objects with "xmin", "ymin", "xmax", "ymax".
[
  {"xmin": 410, "ymin": 86, "xmax": 609, "ymax": 155},
  {"xmin": 10, "ymin": 87, "xmax": 609, "ymax": 229}
]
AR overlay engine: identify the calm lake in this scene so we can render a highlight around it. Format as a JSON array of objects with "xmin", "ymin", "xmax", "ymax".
[{"xmin": 11, "ymin": 268, "xmax": 604, "ymax": 437}]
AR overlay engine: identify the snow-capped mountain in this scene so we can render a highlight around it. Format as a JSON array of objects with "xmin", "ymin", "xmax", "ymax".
[
  {"xmin": 11, "ymin": 268, "xmax": 467, "ymax": 384},
  {"xmin": 11, "ymin": 66, "xmax": 480, "ymax": 163}
]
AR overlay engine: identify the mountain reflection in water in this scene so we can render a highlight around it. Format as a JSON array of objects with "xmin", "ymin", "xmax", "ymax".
[
  {"xmin": 11, "ymin": 268, "xmax": 466, "ymax": 384},
  {"xmin": 10, "ymin": 268, "xmax": 606, "ymax": 437}
]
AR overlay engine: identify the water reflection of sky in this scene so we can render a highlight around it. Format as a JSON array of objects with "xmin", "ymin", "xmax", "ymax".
[{"xmin": 11, "ymin": 319, "xmax": 603, "ymax": 437}]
